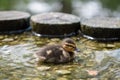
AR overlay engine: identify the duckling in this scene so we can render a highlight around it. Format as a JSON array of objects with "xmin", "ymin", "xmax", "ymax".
[{"xmin": 34, "ymin": 38, "xmax": 77, "ymax": 64}]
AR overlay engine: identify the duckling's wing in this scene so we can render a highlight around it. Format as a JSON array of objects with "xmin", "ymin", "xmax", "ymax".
[
  {"xmin": 34, "ymin": 45, "xmax": 63, "ymax": 63},
  {"xmin": 45, "ymin": 46, "xmax": 73, "ymax": 63},
  {"xmin": 34, "ymin": 48, "xmax": 47, "ymax": 62},
  {"xmin": 35, "ymin": 48, "xmax": 45, "ymax": 56},
  {"xmin": 44, "ymin": 45, "xmax": 63, "ymax": 63}
]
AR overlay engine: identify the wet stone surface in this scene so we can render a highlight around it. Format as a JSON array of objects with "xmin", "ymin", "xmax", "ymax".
[
  {"xmin": 31, "ymin": 12, "xmax": 80, "ymax": 37},
  {"xmin": 82, "ymin": 17, "xmax": 120, "ymax": 28},
  {"xmin": 0, "ymin": 11, "xmax": 30, "ymax": 33},
  {"xmin": 81, "ymin": 17, "xmax": 120, "ymax": 41},
  {"xmin": 0, "ymin": 32, "xmax": 120, "ymax": 80}
]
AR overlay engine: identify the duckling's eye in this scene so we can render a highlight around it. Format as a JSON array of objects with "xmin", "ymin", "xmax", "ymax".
[
  {"xmin": 65, "ymin": 44, "xmax": 76, "ymax": 49},
  {"xmin": 67, "ymin": 46, "xmax": 74, "ymax": 50},
  {"xmin": 67, "ymin": 45, "xmax": 74, "ymax": 48}
]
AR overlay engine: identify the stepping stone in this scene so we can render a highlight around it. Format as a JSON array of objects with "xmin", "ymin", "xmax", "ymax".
[
  {"xmin": 81, "ymin": 17, "xmax": 120, "ymax": 41},
  {"xmin": 0, "ymin": 11, "xmax": 30, "ymax": 34},
  {"xmin": 30, "ymin": 12, "xmax": 80, "ymax": 37}
]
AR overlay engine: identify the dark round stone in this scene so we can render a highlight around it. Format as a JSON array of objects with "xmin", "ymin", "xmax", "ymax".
[
  {"xmin": 30, "ymin": 12, "xmax": 80, "ymax": 37},
  {"xmin": 81, "ymin": 17, "xmax": 120, "ymax": 41},
  {"xmin": 0, "ymin": 11, "xmax": 30, "ymax": 34}
]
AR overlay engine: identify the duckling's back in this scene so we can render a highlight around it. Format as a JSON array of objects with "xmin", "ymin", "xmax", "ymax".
[
  {"xmin": 35, "ymin": 45, "xmax": 62, "ymax": 63},
  {"xmin": 35, "ymin": 44, "xmax": 73, "ymax": 63}
]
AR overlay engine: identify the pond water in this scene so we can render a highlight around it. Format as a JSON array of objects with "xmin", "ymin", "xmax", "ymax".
[
  {"xmin": 0, "ymin": 32, "xmax": 120, "ymax": 80},
  {"xmin": 0, "ymin": 0, "xmax": 120, "ymax": 80}
]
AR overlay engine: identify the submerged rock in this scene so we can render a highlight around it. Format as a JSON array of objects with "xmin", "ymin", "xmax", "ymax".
[
  {"xmin": 37, "ymin": 66, "xmax": 51, "ymax": 71},
  {"xmin": 55, "ymin": 70, "xmax": 71, "ymax": 75},
  {"xmin": 57, "ymin": 77, "xmax": 68, "ymax": 80}
]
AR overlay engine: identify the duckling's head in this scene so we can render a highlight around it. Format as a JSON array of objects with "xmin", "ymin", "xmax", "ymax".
[{"xmin": 61, "ymin": 38, "xmax": 77, "ymax": 52}]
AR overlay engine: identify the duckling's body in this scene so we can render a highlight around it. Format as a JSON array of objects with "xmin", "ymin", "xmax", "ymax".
[{"xmin": 34, "ymin": 38, "xmax": 76, "ymax": 64}]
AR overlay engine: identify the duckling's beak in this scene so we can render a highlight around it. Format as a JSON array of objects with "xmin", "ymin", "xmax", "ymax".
[{"xmin": 75, "ymin": 48, "xmax": 80, "ymax": 52}]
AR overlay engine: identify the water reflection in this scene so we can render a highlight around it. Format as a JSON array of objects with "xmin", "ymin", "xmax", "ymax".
[{"xmin": 95, "ymin": 49, "xmax": 120, "ymax": 63}]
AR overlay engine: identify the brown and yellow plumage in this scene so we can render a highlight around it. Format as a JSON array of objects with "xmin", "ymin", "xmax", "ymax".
[{"xmin": 34, "ymin": 38, "xmax": 77, "ymax": 64}]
